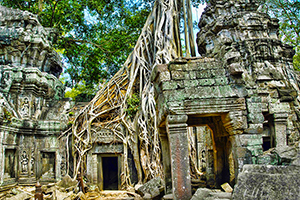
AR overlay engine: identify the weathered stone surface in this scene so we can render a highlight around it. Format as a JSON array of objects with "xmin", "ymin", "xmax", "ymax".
[
  {"xmin": 274, "ymin": 145, "xmax": 298, "ymax": 164},
  {"xmin": 221, "ymin": 183, "xmax": 233, "ymax": 193},
  {"xmin": 153, "ymin": 0, "xmax": 300, "ymax": 195},
  {"xmin": 191, "ymin": 188, "xmax": 232, "ymax": 200},
  {"xmin": 136, "ymin": 177, "xmax": 163, "ymax": 197},
  {"xmin": 233, "ymin": 165, "xmax": 300, "ymax": 200},
  {"xmin": 257, "ymin": 152, "xmax": 279, "ymax": 165},
  {"xmin": 0, "ymin": 5, "xmax": 71, "ymax": 188},
  {"xmin": 257, "ymin": 146, "xmax": 298, "ymax": 165},
  {"xmin": 6, "ymin": 192, "xmax": 32, "ymax": 200},
  {"xmin": 56, "ymin": 175, "xmax": 77, "ymax": 189}
]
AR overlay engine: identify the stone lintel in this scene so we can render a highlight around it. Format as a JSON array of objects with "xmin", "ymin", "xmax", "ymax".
[
  {"xmin": 92, "ymin": 144, "xmax": 123, "ymax": 154},
  {"xmin": 167, "ymin": 114, "xmax": 188, "ymax": 125},
  {"xmin": 167, "ymin": 97, "xmax": 246, "ymax": 115}
]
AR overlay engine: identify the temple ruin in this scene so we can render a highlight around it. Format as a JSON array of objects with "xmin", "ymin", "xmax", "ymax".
[
  {"xmin": 152, "ymin": 0, "xmax": 300, "ymax": 198},
  {"xmin": 0, "ymin": 5, "xmax": 70, "ymax": 190},
  {"xmin": 0, "ymin": 0, "xmax": 300, "ymax": 200}
]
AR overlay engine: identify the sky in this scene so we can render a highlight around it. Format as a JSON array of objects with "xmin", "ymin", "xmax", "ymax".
[{"xmin": 192, "ymin": 3, "xmax": 206, "ymax": 56}]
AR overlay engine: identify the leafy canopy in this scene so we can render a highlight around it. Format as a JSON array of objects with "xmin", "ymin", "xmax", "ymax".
[
  {"xmin": 0, "ymin": 0, "xmax": 154, "ymax": 90},
  {"xmin": 1, "ymin": 0, "xmax": 298, "ymax": 99},
  {"xmin": 0, "ymin": 0, "xmax": 203, "ymax": 100}
]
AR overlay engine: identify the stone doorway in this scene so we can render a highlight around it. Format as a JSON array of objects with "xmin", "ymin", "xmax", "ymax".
[
  {"xmin": 188, "ymin": 115, "xmax": 233, "ymax": 187},
  {"xmin": 3, "ymin": 149, "xmax": 16, "ymax": 184},
  {"xmin": 97, "ymin": 155, "xmax": 121, "ymax": 190},
  {"xmin": 40, "ymin": 152, "xmax": 56, "ymax": 182}
]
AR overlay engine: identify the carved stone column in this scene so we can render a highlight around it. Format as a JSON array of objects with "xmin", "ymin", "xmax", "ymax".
[
  {"xmin": 166, "ymin": 115, "xmax": 192, "ymax": 200},
  {"xmin": 159, "ymin": 127, "xmax": 172, "ymax": 194}
]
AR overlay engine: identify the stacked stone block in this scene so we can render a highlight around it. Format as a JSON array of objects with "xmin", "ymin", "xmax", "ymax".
[
  {"xmin": 0, "ymin": 6, "xmax": 70, "ymax": 189},
  {"xmin": 152, "ymin": 0, "xmax": 300, "ymax": 199}
]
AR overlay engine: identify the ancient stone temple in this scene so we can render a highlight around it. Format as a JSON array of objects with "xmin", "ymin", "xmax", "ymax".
[
  {"xmin": 1, "ymin": 0, "xmax": 299, "ymax": 199},
  {"xmin": 0, "ymin": 6, "xmax": 70, "ymax": 189},
  {"xmin": 152, "ymin": 0, "xmax": 300, "ymax": 199}
]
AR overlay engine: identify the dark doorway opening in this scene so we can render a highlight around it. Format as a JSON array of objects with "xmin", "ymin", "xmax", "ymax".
[
  {"xmin": 4, "ymin": 149, "xmax": 16, "ymax": 179},
  {"xmin": 262, "ymin": 113, "xmax": 275, "ymax": 150},
  {"xmin": 263, "ymin": 136, "xmax": 271, "ymax": 151},
  {"xmin": 102, "ymin": 157, "xmax": 118, "ymax": 190}
]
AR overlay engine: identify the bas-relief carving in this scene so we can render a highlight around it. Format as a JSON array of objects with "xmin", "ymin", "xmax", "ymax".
[
  {"xmin": 20, "ymin": 150, "xmax": 28, "ymax": 174},
  {"xmin": 19, "ymin": 97, "xmax": 30, "ymax": 118},
  {"xmin": 0, "ymin": 5, "xmax": 70, "ymax": 187},
  {"xmin": 30, "ymin": 149, "xmax": 35, "ymax": 175}
]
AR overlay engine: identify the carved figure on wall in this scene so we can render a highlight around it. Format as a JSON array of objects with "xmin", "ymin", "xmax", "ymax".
[
  {"xmin": 21, "ymin": 150, "xmax": 28, "ymax": 174},
  {"xmin": 60, "ymin": 155, "xmax": 66, "ymax": 176},
  {"xmin": 0, "ymin": 70, "xmax": 12, "ymax": 93},
  {"xmin": 20, "ymin": 97, "xmax": 30, "ymax": 118},
  {"xmin": 30, "ymin": 150, "xmax": 35, "ymax": 175}
]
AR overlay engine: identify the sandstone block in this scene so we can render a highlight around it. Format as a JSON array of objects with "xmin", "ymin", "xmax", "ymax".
[
  {"xmin": 136, "ymin": 177, "xmax": 163, "ymax": 197},
  {"xmin": 191, "ymin": 188, "xmax": 232, "ymax": 200},
  {"xmin": 233, "ymin": 165, "xmax": 300, "ymax": 200}
]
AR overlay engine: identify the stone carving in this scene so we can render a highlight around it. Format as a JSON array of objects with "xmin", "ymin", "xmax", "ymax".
[
  {"xmin": 0, "ymin": 70, "xmax": 12, "ymax": 93},
  {"xmin": 152, "ymin": 0, "xmax": 300, "ymax": 197},
  {"xmin": 20, "ymin": 150, "xmax": 28, "ymax": 174},
  {"xmin": 233, "ymin": 165, "xmax": 300, "ymax": 200},
  {"xmin": 19, "ymin": 97, "xmax": 30, "ymax": 118},
  {"xmin": 30, "ymin": 149, "xmax": 35, "ymax": 175},
  {"xmin": 0, "ymin": 5, "xmax": 70, "ymax": 187},
  {"xmin": 60, "ymin": 155, "xmax": 66, "ymax": 177},
  {"xmin": 0, "ymin": 6, "xmax": 62, "ymax": 76}
]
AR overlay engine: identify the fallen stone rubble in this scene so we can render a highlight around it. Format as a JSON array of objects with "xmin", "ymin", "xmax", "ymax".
[{"xmin": 0, "ymin": 175, "xmax": 143, "ymax": 200}]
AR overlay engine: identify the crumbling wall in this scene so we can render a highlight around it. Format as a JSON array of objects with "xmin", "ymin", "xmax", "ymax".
[
  {"xmin": 0, "ymin": 5, "xmax": 71, "ymax": 189},
  {"xmin": 152, "ymin": 0, "xmax": 300, "ymax": 199}
]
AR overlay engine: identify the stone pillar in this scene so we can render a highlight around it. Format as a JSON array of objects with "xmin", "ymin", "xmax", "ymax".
[
  {"xmin": 274, "ymin": 113, "xmax": 288, "ymax": 147},
  {"xmin": 166, "ymin": 115, "xmax": 192, "ymax": 200},
  {"xmin": 159, "ymin": 128, "xmax": 172, "ymax": 194}
]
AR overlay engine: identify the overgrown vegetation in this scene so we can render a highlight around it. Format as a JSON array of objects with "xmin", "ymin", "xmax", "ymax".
[
  {"xmin": 126, "ymin": 94, "xmax": 140, "ymax": 117},
  {"xmin": 0, "ymin": 0, "xmax": 298, "ymax": 94},
  {"xmin": 3, "ymin": 109, "xmax": 12, "ymax": 122},
  {"xmin": 0, "ymin": 0, "xmax": 204, "ymax": 99}
]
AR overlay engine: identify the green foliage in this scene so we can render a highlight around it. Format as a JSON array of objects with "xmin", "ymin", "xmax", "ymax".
[
  {"xmin": 68, "ymin": 111, "xmax": 74, "ymax": 116},
  {"xmin": 258, "ymin": 0, "xmax": 300, "ymax": 70},
  {"xmin": 0, "ymin": 0, "xmax": 204, "ymax": 93},
  {"xmin": 64, "ymin": 81, "xmax": 99, "ymax": 101},
  {"xmin": 3, "ymin": 108, "xmax": 12, "ymax": 122},
  {"xmin": 126, "ymin": 93, "xmax": 140, "ymax": 117},
  {"xmin": 0, "ymin": 0, "xmax": 152, "ymax": 89}
]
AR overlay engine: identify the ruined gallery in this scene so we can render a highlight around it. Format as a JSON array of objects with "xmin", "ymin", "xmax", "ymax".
[{"xmin": 0, "ymin": 0, "xmax": 299, "ymax": 199}]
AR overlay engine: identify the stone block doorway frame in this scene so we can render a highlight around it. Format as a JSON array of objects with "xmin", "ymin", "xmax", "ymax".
[
  {"xmin": 159, "ymin": 111, "xmax": 243, "ymax": 200},
  {"xmin": 97, "ymin": 153, "xmax": 122, "ymax": 190}
]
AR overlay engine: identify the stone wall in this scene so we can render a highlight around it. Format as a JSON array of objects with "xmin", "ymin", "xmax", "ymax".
[
  {"xmin": 0, "ymin": 5, "xmax": 71, "ymax": 189},
  {"xmin": 152, "ymin": 0, "xmax": 300, "ymax": 199}
]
